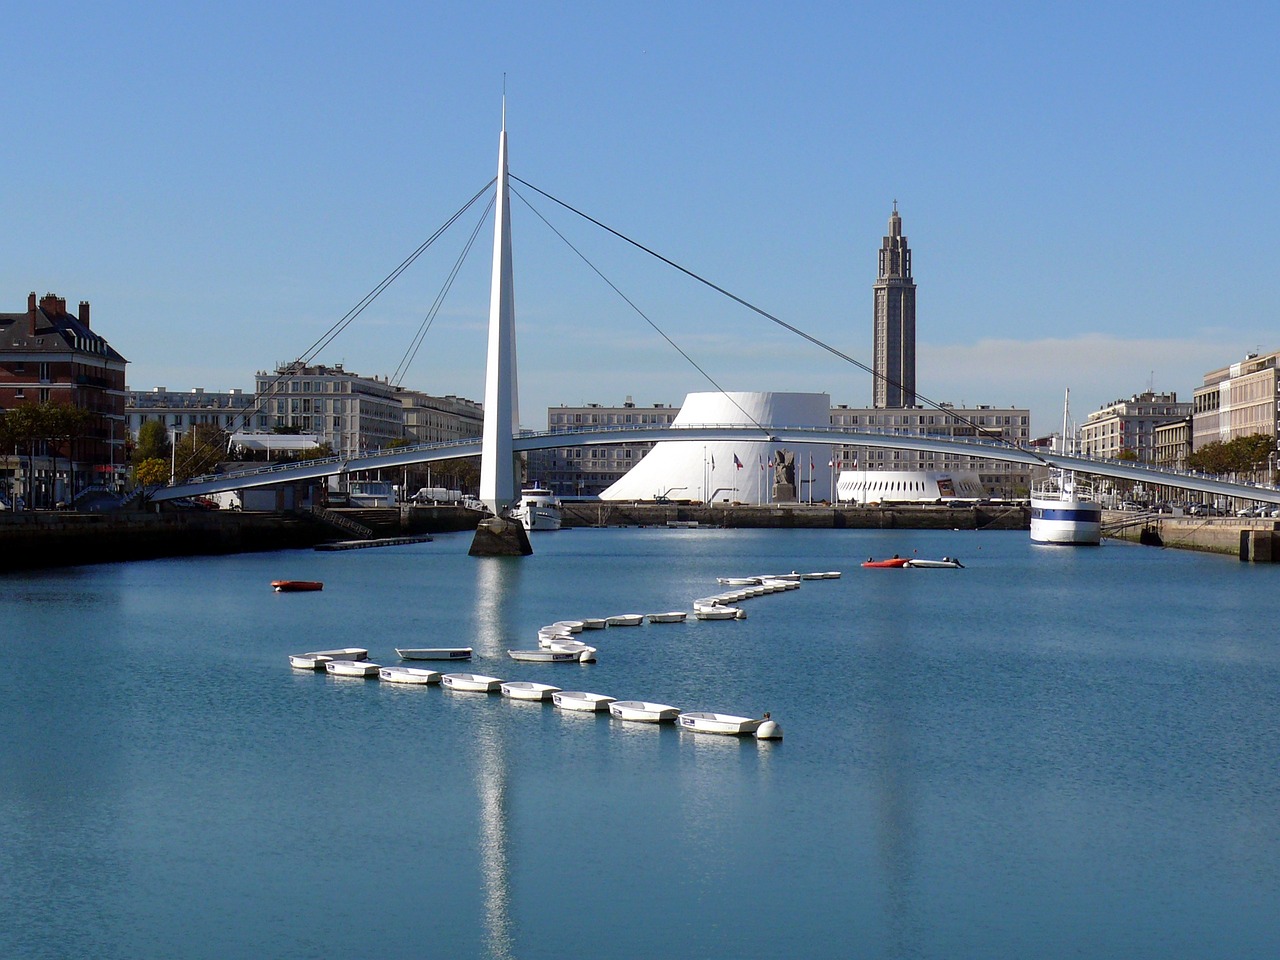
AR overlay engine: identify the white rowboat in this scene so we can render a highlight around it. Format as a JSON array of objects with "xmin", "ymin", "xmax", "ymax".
[
  {"xmin": 290, "ymin": 654, "xmax": 332, "ymax": 670},
  {"xmin": 647, "ymin": 611, "xmax": 688, "ymax": 623},
  {"xmin": 606, "ymin": 614, "xmax": 644, "ymax": 627},
  {"xmin": 552, "ymin": 691, "xmax": 616, "ymax": 712},
  {"xmin": 396, "ymin": 647, "xmax": 473, "ymax": 661},
  {"xmin": 325, "ymin": 660, "xmax": 380, "ymax": 678},
  {"xmin": 441, "ymin": 673, "xmax": 503, "ymax": 692},
  {"xmin": 546, "ymin": 640, "xmax": 598, "ymax": 662},
  {"xmin": 378, "ymin": 666, "xmax": 440, "ymax": 684},
  {"xmin": 306, "ymin": 647, "xmax": 368, "ymax": 661},
  {"xmin": 609, "ymin": 700, "xmax": 680, "ymax": 723},
  {"xmin": 678, "ymin": 712, "xmax": 764, "ymax": 735},
  {"xmin": 508, "ymin": 649, "xmax": 583, "ymax": 663},
  {"xmin": 500, "ymin": 681, "xmax": 561, "ymax": 701},
  {"xmin": 695, "ymin": 607, "xmax": 742, "ymax": 620}
]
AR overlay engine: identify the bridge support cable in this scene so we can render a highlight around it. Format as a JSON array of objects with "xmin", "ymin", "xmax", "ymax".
[
  {"xmin": 511, "ymin": 175, "xmax": 1048, "ymax": 468},
  {"xmin": 301, "ymin": 177, "xmax": 497, "ymax": 364},
  {"xmin": 510, "ymin": 185, "xmax": 769, "ymax": 434},
  {"xmin": 392, "ymin": 193, "xmax": 497, "ymax": 386},
  {"xmin": 167, "ymin": 178, "xmax": 496, "ymax": 489}
]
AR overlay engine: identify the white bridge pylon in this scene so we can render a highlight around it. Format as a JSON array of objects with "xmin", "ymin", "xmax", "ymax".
[{"xmin": 478, "ymin": 104, "xmax": 521, "ymax": 516}]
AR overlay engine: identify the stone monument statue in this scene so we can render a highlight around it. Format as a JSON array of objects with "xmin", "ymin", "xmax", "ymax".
[{"xmin": 772, "ymin": 450, "xmax": 797, "ymax": 502}]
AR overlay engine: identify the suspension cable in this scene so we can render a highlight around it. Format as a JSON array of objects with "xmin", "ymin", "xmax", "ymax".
[{"xmin": 511, "ymin": 174, "xmax": 1046, "ymax": 466}]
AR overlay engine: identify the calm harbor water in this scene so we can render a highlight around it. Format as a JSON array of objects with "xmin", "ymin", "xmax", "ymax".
[{"xmin": 2, "ymin": 527, "xmax": 1278, "ymax": 959}]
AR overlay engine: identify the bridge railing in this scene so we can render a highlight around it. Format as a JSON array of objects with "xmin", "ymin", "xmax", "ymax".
[{"xmin": 173, "ymin": 422, "xmax": 1280, "ymax": 496}]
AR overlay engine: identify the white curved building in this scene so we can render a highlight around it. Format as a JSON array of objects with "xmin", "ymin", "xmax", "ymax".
[
  {"xmin": 600, "ymin": 391, "xmax": 835, "ymax": 503},
  {"xmin": 836, "ymin": 469, "xmax": 985, "ymax": 503}
]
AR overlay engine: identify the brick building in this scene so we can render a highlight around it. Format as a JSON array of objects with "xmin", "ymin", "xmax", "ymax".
[{"xmin": 0, "ymin": 292, "xmax": 128, "ymax": 503}]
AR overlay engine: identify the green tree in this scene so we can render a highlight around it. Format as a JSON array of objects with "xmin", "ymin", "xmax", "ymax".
[
  {"xmin": 1187, "ymin": 441, "xmax": 1234, "ymax": 475},
  {"xmin": 5, "ymin": 403, "xmax": 50, "ymax": 507},
  {"xmin": 134, "ymin": 420, "xmax": 171, "ymax": 464},
  {"xmin": 134, "ymin": 458, "xmax": 170, "ymax": 487},
  {"xmin": 45, "ymin": 403, "xmax": 94, "ymax": 503},
  {"xmin": 1226, "ymin": 433, "xmax": 1273, "ymax": 478}
]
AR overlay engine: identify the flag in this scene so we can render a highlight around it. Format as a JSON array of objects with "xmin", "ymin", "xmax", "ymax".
[
  {"xmin": 710, "ymin": 454, "xmax": 715, "ymax": 469},
  {"xmin": 810, "ymin": 455, "xmax": 815, "ymax": 471},
  {"xmin": 759, "ymin": 456, "xmax": 765, "ymax": 471},
  {"xmin": 828, "ymin": 459, "xmax": 834, "ymax": 468},
  {"xmin": 733, "ymin": 453, "xmax": 743, "ymax": 470}
]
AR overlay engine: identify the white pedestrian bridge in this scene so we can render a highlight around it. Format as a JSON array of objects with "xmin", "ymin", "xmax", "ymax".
[{"xmin": 153, "ymin": 423, "xmax": 1280, "ymax": 507}]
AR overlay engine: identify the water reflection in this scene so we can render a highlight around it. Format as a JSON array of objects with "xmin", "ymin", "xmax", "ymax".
[
  {"xmin": 867, "ymin": 629, "xmax": 919, "ymax": 960},
  {"xmin": 474, "ymin": 558, "xmax": 523, "ymax": 657},
  {"xmin": 472, "ymin": 557, "xmax": 521, "ymax": 958}
]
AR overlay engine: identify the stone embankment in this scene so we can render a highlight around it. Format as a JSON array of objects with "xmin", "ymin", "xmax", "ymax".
[
  {"xmin": 559, "ymin": 501, "xmax": 1029, "ymax": 530},
  {"xmin": 1105, "ymin": 512, "xmax": 1280, "ymax": 561},
  {"xmin": 0, "ymin": 510, "xmax": 329, "ymax": 572}
]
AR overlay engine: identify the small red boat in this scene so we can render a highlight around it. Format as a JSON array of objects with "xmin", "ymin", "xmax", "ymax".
[
  {"xmin": 272, "ymin": 580, "xmax": 324, "ymax": 592},
  {"xmin": 861, "ymin": 557, "xmax": 908, "ymax": 568}
]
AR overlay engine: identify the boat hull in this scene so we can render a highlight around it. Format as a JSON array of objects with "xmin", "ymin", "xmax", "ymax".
[
  {"xmin": 441, "ymin": 673, "xmax": 503, "ymax": 692},
  {"xmin": 500, "ymin": 681, "xmax": 561, "ymax": 701},
  {"xmin": 678, "ymin": 712, "xmax": 763, "ymax": 735},
  {"xmin": 378, "ymin": 667, "xmax": 440, "ymax": 684},
  {"xmin": 325, "ymin": 660, "xmax": 380, "ymax": 677},
  {"xmin": 273, "ymin": 580, "xmax": 323, "ymax": 592},
  {"xmin": 396, "ymin": 648, "xmax": 473, "ymax": 660},
  {"xmin": 609, "ymin": 700, "xmax": 680, "ymax": 723},
  {"xmin": 508, "ymin": 650, "xmax": 582, "ymax": 663},
  {"xmin": 306, "ymin": 648, "xmax": 368, "ymax": 661},
  {"xmin": 552, "ymin": 691, "xmax": 615, "ymax": 712},
  {"xmin": 289, "ymin": 654, "xmax": 331, "ymax": 670},
  {"xmin": 1030, "ymin": 497, "xmax": 1102, "ymax": 545}
]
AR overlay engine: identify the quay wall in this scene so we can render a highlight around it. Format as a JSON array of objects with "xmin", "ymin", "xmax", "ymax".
[
  {"xmin": 0, "ymin": 502, "xmax": 1029, "ymax": 572},
  {"xmin": 560, "ymin": 502, "xmax": 1030, "ymax": 530},
  {"xmin": 0, "ymin": 511, "xmax": 328, "ymax": 572},
  {"xmin": 1104, "ymin": 513, "xmax": 1280, "ymax": 561}
]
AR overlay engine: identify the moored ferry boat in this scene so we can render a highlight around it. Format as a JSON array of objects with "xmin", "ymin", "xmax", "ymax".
[
  {"xmin": 1031, "ymin": 389, "xmax": 1101, "ymax": 546},
  {"xmin": 1030, "ymin": 474, "xmax": 1102, "ymax": 545}
]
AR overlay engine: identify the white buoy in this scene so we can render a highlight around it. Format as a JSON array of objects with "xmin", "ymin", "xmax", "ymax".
[
  {"xmin": 756, "ymin": 720, "xmax": 783, "ymax": 740},
  {"xmin": 734, "ymin": 609, "xmax": 748, "ymax": 619}
]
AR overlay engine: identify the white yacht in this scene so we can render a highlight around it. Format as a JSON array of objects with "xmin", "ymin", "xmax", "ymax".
[
  {"xmin": 1030, "ymin": 390, "xmax": 1102, "ymax": 546},
  {"xmin": 510, "ymin": 486, "xmax": 562, "ymax": 531}
]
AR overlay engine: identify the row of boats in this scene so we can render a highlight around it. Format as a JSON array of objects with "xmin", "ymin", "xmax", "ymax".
[
  {"xmin": 284, "ymin": 569, "xmax": 842, "ymax": 739},
  {"xmin": 287, "ymin": 647, "xmax": 781, "ymax": 738},
  {"xmin": 860, "ymin": 556, "xmax": 965, "ymax": 568}
]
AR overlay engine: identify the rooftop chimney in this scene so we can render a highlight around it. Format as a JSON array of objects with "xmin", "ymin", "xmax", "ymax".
[
  {"xmin": 27, "ymin": 291, "xmax": 37, "ymax": 335},
  {"xmin": 78, "ymin": 300, "xmax": 90, "ymax": 329},
  {"xmin": 40, "ymin": 293, "xmax": 67, "ymax": 316}
]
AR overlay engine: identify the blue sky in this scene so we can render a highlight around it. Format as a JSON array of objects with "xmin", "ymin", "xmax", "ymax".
[{"xmin": 6, "ymin": 1, "xmax": 1279, "ymax": 433}]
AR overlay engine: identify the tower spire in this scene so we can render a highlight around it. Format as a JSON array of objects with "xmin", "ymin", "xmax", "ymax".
[{"xmin": 873, "ymin": 203, "xmax": 917, "ymax": 409}]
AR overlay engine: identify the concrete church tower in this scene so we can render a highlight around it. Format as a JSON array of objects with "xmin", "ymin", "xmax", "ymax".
[{"xmin": 872, "ymin": 202, "xmax": 916, "ymax": 409}]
